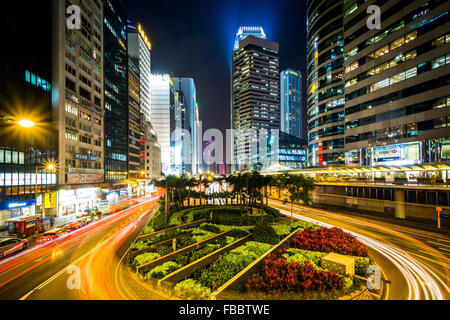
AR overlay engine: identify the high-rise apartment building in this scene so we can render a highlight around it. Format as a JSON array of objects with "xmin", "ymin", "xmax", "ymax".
[
  {"xmin": 150, "ymin": 74, "xmax": 180, "ymax": 175},
  {"xmin": 307, "ymin": 0, "xmax": 450, "ymax": 167},
  {"xmin": 172, "ymin": 78, "xmax": 199, "ymax": 174},
  {"xmin": 0, "ymin": 2, "xmax": 57, "ymax": 226},
  {"xmin": 140, "ymin": 116, "xmax": 162, "ymax": 180},
  {"xmin": 231, "ymin": 30, "xmax": 280, "ymax": 171},
  {"xmin": 280, "ymin": 69, "xmax": 303, "ymax": 139},
  {"xmin": 104, "ymin": 0, "xmax": 129, "ymax": 182},
  {"xmin": 52, "ymin": 0, "xmax": 105, "ymax": 217},
  {"xmin": 307, "ymin": 0, "xmax": 345, "ymax": 167}
]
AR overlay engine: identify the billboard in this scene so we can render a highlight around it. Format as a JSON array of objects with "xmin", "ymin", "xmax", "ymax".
[
  {"xmin": 67, "ymin": 174, "xmax": 104, "ymax": 184},
  {"xmin": 372, "ymin": 142, "xmax": 420, "ymax": 166}
]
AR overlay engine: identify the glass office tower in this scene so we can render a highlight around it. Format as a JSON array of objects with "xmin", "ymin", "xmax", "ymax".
[
  {"xmin": 172, "ymin": 78, "xmax": 199, "ymax": 174},
  {"xmin": 104, "ymin": 0, "xmax": 129, "ymax": 181},
  {"xmin": 307, "ymin": 0, "xmax": 345, "ymax": 167},
  {"xmin": 0, "ymin": 2, "xmax": 57, "ymax": 225},
  {"xmin": 280, "ymin": 69, "xmax": 303, "ymax": 139}
]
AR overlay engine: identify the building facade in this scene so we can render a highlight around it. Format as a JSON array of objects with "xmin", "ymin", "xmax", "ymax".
[
  {"xmin": 52, "ymin": 0, "xmax": 105, "ymax": 189},
  {"xmin": 51, "ymin": 0, "xmax": 105, "ymax": 218},
  {"xmin": 278, "ymin": 132, "xmax": 308, "ymax": 170},
  {"xmin": 307, "ymin": 0, "xmax": 346, "ymax": 167},
  {"xmin": 104, "ymin": 0, "xmax": 129, "ymax": 182},
  {"xmin": 280, "ymin": 69, "xmax": 303, "ymax": 139},
  {"xmin": 231, "ymin": 31, "xmax": 280, "ymax": 171},
  {"xmin": 172, "ymin": 78, "xmax": 199, "ymax": 174},
  {"xmin": 234, "ymin": 26, "xmax": 267, "ymax": 50},
  {"xmin": 0, "ymin": 1, "xmax": 57, "ymax": 227},
  {"xmin": 128, "ymin": 23, "xmax": 152, "ymax": 123},
  {"xmin": 342, "ymin": 0, "xmax": 450, "ymax": 167},
  {"xmin": 128, "ymin": 57, "xmax": 141, "ymax": 180},
  {"xmin": 307, "ymin": 0, "xmax": 450, "ymax": 168},
  {"xmin": 150, "ymin": 74, "xmax": 180, "ymax": 175},
  {"xmin": 140, "ymin": 117, "xmax": 162, "ymax": 181}
]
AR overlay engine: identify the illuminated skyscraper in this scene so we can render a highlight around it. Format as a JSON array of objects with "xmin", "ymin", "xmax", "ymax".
[
  {"xmin": 150, "ymin": 74, "xmax": 181, "ymax": 175},
  {"xmin": 234, "ymin": 26, "xmax": 267, "ymax": 50},
  {"xmin": 128, "ymin": 23, "xmax": 152, "ymax": 123},
  {"xmin": 231, "ymin": 29, "xmax": 280, "ymax": 171},
  {"xmin": 172, "ymin": 78, "xmax": 199, "ymax": 174},
  {"xmin": 280, "ymin": 69, "xmax": 303, "ymax": 139},
  {"xmin": 104, "ymin": 0, "xmax": 129, "ymax": 181}
]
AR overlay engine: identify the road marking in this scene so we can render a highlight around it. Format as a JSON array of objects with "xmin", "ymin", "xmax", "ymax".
[
  {"xmin": 19, "ymin": 236, "xmax": 111, "ymax": 300},
  {"xmin": 18, "ymin": 201, "xmax": 158, "ymax": 300}
]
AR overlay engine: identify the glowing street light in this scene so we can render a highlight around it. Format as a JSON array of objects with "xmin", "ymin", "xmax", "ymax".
[{"xmin": 18, "ymin": 119, "xmax": 36, "ymax": 128}]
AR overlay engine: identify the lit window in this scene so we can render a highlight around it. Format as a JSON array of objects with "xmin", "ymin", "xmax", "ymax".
[
  {"xmin": 432, "ymin": 56, "xmax": 446, "ymax": 69},
  {"xmin": 405, "ymin": 67, "xmax": 417, "ymax": 79},
  {"xmin": 405, "ymin": 50, "xmax": 417, "ymax": 61},
  {"xmin": 390, "ymin": 36, "xmax": 405, "ymax": 50},
  {"xmin": 374, "ymin": 45, "xmax": 389, "ymax": 58},
  {"xmin": 390, "ymin": 72, "xmax": 405, "ymax": 85},
  {"xmin": 405, "ymin": 31, "xmax": 417, "ymax": 43}
]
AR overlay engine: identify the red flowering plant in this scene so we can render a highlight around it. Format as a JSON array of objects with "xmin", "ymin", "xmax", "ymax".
[
  {"xmin": 245, "ymin": 251, "xmax": 344, "ymax": 294},
  {"xmin": 291, "ymin": 227, "xmax": 368, "ymax": 257}
]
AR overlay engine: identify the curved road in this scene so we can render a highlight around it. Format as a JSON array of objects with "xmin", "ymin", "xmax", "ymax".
[
  {"xmin": 269, "ymin": 200, "xmax": 450, "ymax": 300},
  {"xmin": 0, "ymin": 193, "xmax": 448, "ymax": 300},
  {"xmin": 0, "ymin": 195, "xmax": 167, "ymax": 300}
]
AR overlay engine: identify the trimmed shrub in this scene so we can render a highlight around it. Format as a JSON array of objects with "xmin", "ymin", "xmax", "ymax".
[
  {"xmin": 146, "ymin": 261, "xmax": 180, "ymax": 279},
  {"xmin": 132, "ymin": 252, "xmax": 161, "ymax": 269},
  {"xmin": 246, "ymin": 253, "xmax": 344, "ymax": 294},
  {"xmin": 355, "ymin": 257, "xmax": 370, "ymax": 276},
  {"xmin": 174, "ymin": 279, "xmax": 211, "ymax": 300},
  {"xmin": 292, "ymin": 228, "xmax": 369, "ymax": 257},
  {"xmin": 252, "ymin": 223, "xmax": 280, "ymax": 245}
]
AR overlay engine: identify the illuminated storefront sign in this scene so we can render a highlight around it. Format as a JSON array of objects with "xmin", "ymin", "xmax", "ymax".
[
  {"xmin": 0, "ymin": 200, "xmax": 35, "ymax": 210},
  {"xmin": 67, "ymin": 174, "xmax": 104, "ymax": 184},
  {"xmin": 44, "ymin": 192, "xmax": 57, "ymax": 209},
  {"xmin": 372, "ymin": 142, "xmax": 420, "ymax": 166},
  {"xmin": 76, "ymin": 154, "xmax": 100, "ymax": 162}
]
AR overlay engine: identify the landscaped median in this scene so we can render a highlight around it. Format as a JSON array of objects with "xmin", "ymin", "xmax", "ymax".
[{"xmin": 126, "ymin": 204, "xmax": 384, "ymax": 300}]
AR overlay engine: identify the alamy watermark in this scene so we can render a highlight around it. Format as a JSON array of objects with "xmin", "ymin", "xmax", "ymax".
[
  {"xmin": 66, "ymin": 264, "xmax": 81, "ymax": 290},
  {"xmin": 367, "ymin": 5, "xmax": 381, "ymax": 30},
  {"xmin": 67, "ymin": 5, "xmax": 81, "ymax": 30}
]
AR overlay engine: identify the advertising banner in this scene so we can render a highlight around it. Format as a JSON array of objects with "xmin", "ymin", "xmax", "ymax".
[
  {"xmin": 67, "ymin": 174, "xmax": 104, "ymax": 184},
  {"xmin": 45, "ymin": 192, "xmax": 57, "ymax": 209}
]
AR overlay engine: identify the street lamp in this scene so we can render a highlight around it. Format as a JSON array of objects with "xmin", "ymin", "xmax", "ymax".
[{"xmin": 17, "ymin": 119, "xmax": 36, "ymax": 128}]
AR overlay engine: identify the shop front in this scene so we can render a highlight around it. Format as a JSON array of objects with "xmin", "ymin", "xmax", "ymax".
[
  {"xmin": 0, "ymin": 200, "xmax": 36, "ymax": 228},
  {"xmin": 58, "ymin": 188, "xmax": 101, "ymax": 218}
]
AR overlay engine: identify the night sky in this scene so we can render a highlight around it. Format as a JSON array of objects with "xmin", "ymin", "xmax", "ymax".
[{"xmin": 129, "ymin": 0, "xmax": 308, "ymax": 138}]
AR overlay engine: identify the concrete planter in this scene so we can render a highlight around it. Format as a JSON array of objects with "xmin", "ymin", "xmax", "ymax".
[
  {"xmin": 158, "ymin": 235, "xmax": 252, "ymax": 291},
  {"xmin": 210, "ymin": 226, "xmax": 303, "ymax": 300},
  {"xmin": 136, "ymin": 230, "xmax": 231, "ymax": 274},
  {"xmin": 136, "ymin": 219, "xmax": 209, "ymax": 243}
]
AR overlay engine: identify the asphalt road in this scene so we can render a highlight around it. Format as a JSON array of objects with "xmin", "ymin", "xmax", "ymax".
[
  {"xmin": 0, "ymin": 195, "xmax": 165, "ymax": 300},
  {"xmin": 1, "ymin": 191, "xmax": 448, "ymax": 300},
  {"xmin": 269, "ymin": 200, "xmax": 450, "ymax": 300}
]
